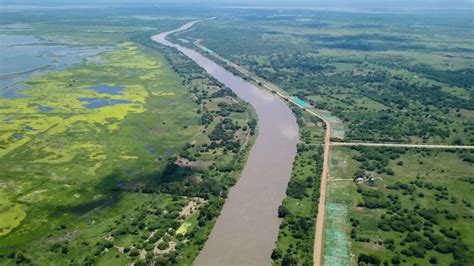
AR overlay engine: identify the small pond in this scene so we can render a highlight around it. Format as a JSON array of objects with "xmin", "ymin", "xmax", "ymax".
[
  {"xmin": 79, "ymin": 98, "xmax": 131, "ymax": 109},
  {"xmin": 89, "ymin": 85, "xmax": 124, "ymax": 95}
]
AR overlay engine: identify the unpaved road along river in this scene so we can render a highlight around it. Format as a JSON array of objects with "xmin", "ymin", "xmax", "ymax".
[{"xmin": 152, "ymin": 20, "xmax": 298, "ymax": 266}]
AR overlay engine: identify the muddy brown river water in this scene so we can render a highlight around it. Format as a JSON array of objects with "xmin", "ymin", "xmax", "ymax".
[{"xmin": 152, "ymin": 20, "xmax": 298, "ymax": 266}]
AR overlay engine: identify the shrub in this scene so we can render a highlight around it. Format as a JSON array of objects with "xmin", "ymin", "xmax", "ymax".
[
  {"xmin": 129, "ymin": 248, "xmax": 140, "ymax": 257},
  {"xmin": 358, "ymin": 253, "xmax": 381, "ymax": 265},
  {"xmin": 278, "ymin": 205, "xmax": 290, "ymax": 218},
  {"xmin": 158, "ymin": 241, "xmax": 169, "ymax": 250}
]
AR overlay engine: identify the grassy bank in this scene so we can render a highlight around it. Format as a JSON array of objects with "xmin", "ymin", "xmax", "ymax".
[{"xmin": 272, "ymin": 110, "xmax": 324, "ymax": 266}]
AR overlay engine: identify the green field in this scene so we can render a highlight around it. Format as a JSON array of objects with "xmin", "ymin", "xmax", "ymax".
[{"xmin": 325, "ymin": 147, "xmax": 474, "ymax": 265}]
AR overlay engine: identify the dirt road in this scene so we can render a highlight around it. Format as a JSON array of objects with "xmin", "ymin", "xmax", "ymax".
[
  {"xmin": 331, "ymin": 142, "xmax": 474, "ymax": 150},
  {"xmin": 312, "ymin": 117, "xmax": 331, "ymax": 266}
]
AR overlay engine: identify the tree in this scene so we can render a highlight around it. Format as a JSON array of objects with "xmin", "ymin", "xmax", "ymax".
[
  {"xmin": 452, "ymin": 136, "xmax": 464, "ymax": 145},
  {"xmin": 278, "ymin": 205, "xmax": 290, "ymax": 218},
  {"xmin": 282, "ymin": 254, "xmax": 297, "ymax": 266},
  {"xmin": 271, "ymin": 248, "xmax": 282, "ymax": 260},
  {"xmin": 358, "ymin": 253, "xmax": 381, "ymax": 265}
]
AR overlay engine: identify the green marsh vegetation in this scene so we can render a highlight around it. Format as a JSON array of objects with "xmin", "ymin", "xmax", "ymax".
[{"xmin": 0, "ymin": 8, "xmax": 256, "ymax": 265}]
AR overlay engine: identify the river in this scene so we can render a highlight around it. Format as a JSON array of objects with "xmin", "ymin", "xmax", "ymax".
[{"xmin": 152, "ymin": 20, "xmax": 298, "ymax": 266}]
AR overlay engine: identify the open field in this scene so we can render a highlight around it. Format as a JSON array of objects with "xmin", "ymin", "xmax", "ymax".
[{"xmin": 326, "ymin": 147, "xmax": 474, "ymax": 265}]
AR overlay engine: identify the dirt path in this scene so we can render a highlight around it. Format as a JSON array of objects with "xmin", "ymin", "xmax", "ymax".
[
  {"xmin": 312, "ymin": 115, "xmax": 331, "ymax": 266},
  {"xmin": 331, "ymin": 142, "xmax": 474, "ymax": 149}
]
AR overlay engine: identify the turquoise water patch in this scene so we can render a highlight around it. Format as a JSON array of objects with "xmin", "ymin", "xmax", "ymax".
[
  {"xmin": 79, "ymin": 98, "xmax": 130, "ymax": 109},
  {"xmin": 324, "ymin": 203, "xmax": 350, "ymax": 266},
  {"xmin": 291, "ymin": 97, "xmax": 311, "ymax": 108},
  {"xmin": 89, "ymin": 84, "xmax": 124, "ymax": 95}
]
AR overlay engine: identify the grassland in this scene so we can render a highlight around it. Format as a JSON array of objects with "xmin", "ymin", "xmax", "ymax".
[{"xmin": 326, "ymin": 147, "xmax": 474, "ymax": 265}]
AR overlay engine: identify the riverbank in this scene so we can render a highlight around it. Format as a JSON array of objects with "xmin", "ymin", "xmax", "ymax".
[{"xmin": 152, "ymin": 21, "xmax": 299, "ymax": 265}]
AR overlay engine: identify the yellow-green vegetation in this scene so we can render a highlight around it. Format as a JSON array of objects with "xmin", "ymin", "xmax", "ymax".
[
  {"xmin": 0, "ymin": 40, "xmax": 205, "ymax": 264},
  {"xmin": 325, "ymin": 147, "xmax": 474, "ymax": 265},
  {"xmin": 1, "ymin": 43, "xmax": 152, "ymax": 157},
  {"xmin": 0, "ymin": 195, "xmax": 26, "ymax": 237}
]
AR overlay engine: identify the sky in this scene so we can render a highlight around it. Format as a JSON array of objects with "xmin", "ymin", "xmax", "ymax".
[{"xmin": 1, "ymin": 0, "xmax": 472, "ymax": 9}]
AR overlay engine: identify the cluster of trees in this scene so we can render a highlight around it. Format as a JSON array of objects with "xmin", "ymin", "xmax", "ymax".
[
  {"xmin": 352, "ymin": 147, "xmax": 404, "ymax": 175},
  {"xmin": 409, "ymin": 64, "xmax": 474, "ymax": 89},
  {"xmin": 353, "ymin": 175, "xmax": 473, "ymax": 265},
  {"xmin": 273, "ymin": 146, "xmax": 323, "ymax": 265},
  {"xmin": 357, "ymin": 253, "xmax": 381, "ymax": 265},
  {"xmin": 207, "ymin": 118, "xmax": 242, "ymax": 153},
  {"xmin": 1, "ymin": 252, "xmax": 31, "ymax": 265},
  {"xmin": 286, "ymin": 176, "xmax": 315, "ymax": 200},
  {"xmin": 357, "ymin": 187, "xmax": 390, "ymax": 209},
  {"xmin": 73, "ymin": 199, "xmax": 188, "ymax": 265},
  {"xmin": 216, "ymin": 102, "xmax": 246, "ymax": 116}
]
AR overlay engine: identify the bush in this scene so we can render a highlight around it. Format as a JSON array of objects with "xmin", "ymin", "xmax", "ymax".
[
  {"xmin": 271, "ymin": 248, "xmax": 282, "ymax": 260},
  {"xmin": 358, "ymin": 253, "xmax": 381, "ymax": 265},
  {"xmin": 158, "ymin": 241, "xmax": 169, "ymax": 250},
  {"xmin": 129, "ymin": 248, "xmax": 140, "ymax": 257},
  {"xmin": 281, "ymin": 254, "xmax": 297, "ymax": 266},
  {"xmin": 278, "ymin": 205, "xmax": 290, "ymax": 218},
  {"xmin": 391, "ymin": 255, "xmax": 401, "ymax": 265}
]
